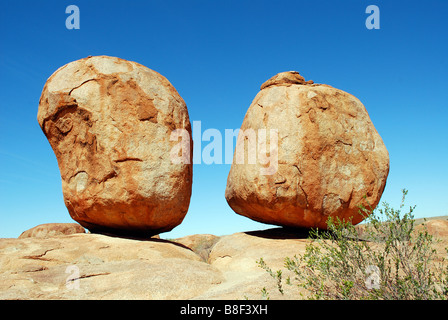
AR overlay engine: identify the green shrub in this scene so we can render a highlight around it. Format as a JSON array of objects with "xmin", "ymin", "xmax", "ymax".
[{"xmin": 257, "ymin": 189, "xmax": 448, "ymax": 300}]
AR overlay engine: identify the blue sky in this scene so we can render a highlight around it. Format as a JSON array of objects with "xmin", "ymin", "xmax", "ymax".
[{"xmin": 0, "ymin": 0, "xmax": 447, "ymax": 238}]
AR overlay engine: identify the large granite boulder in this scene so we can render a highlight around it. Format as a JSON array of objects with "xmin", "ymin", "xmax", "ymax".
[
  {"xmin": 225, "ymin": 71, "xmax": 389, "ymax": 229},
  {"xmin": 37, "ymin": 56, "xmax": 192, "ymax": 236}
]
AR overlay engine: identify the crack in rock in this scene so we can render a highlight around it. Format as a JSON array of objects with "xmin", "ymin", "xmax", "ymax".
[
  {"xmin": 114, "ymin": 158, "xmax": 143, "ymax": 163},
  {"xmin": 67, "ymin": 272, "xmax": 111, "ymax": 282},
  {"xmin": 22, "ymin": 248, "xmax": 58, "ymax": 261},
  {"xmin": 68, "ymin": 78, "xmax": 97, "ymax": 96}
]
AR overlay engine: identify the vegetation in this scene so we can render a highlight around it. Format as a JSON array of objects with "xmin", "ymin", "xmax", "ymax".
[{"xmin": 257, "ymin": 189, "xmax": 448, "ymax": 300}]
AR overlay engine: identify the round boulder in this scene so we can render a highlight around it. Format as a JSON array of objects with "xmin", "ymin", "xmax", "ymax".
[
  {"xmin": 225, "ymin": 71, "xmax": 389, "ymax": 229},
  {"xmin": 37, "ymin": 56, "xmax": 192, "ymax": 236}
]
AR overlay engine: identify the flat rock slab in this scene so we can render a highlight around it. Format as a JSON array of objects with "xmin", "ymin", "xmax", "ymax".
[
  {"xmin": 0, "ymin": 229, "xmax": 310, "ymax": 299},
  {"xmin": 0, "ymin": 233, "xmax": 221, "ymax": 299},
  {"xmin": 2, "ymin": 220, "xmax": 446, "ymax": 299}
]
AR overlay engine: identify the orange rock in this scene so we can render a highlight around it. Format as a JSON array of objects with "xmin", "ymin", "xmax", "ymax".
[
  {"xmin": 18, "ymin": 223, "xmax": 85, "ymax": 239},
  {"xmin": 425, "ymin": 220, "xmax": 448, "ymax": 237},
  {"xmin": 37, "ymin": 56, "xmax": 192, "ymax": 236},
  {"xmin": 225, "ymin": 71, "xmax": 389, "ymax": 229},
  {"xmin": 415, "ymin": 219, "xmax": 448, "ymax": 238}
]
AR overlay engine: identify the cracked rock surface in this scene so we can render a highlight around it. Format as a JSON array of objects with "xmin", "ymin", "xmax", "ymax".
[
  {"xmin": 225, "ymin": 71, "xmax": 390, "ymax": 229},
  {"xmin": 37, "ymin": 56, "xmax": 192, "ymax": 236},
  {"xmin": 1, "ymin": 219, "xmax": 446, "ymax": 299},
  {"xmin": 0, "ymin": 227, "xmax": 311, "ymax": 299},
  {"xmin": 0, "ymin": 232, "xmax": 222, "ymax": 299}
]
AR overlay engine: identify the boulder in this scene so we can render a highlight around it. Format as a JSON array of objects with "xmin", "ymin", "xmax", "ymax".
[
  {"xmin": 173, "ymin": 234, "xmax": 220, "ymax": 261},
  {"xmin": 37, "ymin": 56, "xmax": 193, "ymax": 236},
  {"xmin": 225, "ymin": 71, "xmax": 389, "ymax": 229},
  {"xmin": 415, "ymin": 218, "xmax": 448, "ymax": 238},
  {"xmin": 18, "ymin": 223, "xmax": 85, "ymax": 239}
]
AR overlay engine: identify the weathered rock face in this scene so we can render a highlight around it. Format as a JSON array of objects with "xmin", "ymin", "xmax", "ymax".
[
  {"xmin": 225, "ymin": 71, "xmax": 389, "ymax": 229},
  {"xmin": 1, "ymin": 219, "xmax": 446, "ymax": 299},
  {"xmin": 0, "ymin": 233, "xmax": 223, "ymax": 300},
  {"xmin": 173, "ymin": 234, "xmax": 220, "ymax": 262},
  {"xmin": 415, "ymin": 219, "xmax": 448, "ymax": 238},
  {"xmin": 37, "ymin": 56, "xmax": 192, "ymax": 236},
  {"xmin": 18, "ymin": 223, "xmax": 85, "ymax": 239},
  {"xmin": 0, "ymin": 228, "xmax": 309, "ymax": 300}
]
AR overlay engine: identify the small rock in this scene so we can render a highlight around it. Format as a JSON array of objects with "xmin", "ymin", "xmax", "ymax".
[
  {"xmin": 174, "ymin": 234, "xmax": 220, "ymax": 261},
  {"xmin": 18, "ymin": 223, "xmax": 85, "ymax": 239}
]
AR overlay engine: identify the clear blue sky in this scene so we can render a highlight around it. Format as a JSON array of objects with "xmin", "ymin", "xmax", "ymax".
[{"xmin": 0, "ymin": 0, "xmax": 447, "ymax": 238}]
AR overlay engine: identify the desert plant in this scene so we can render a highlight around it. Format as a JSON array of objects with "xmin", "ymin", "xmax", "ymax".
[{"xmin": 258, "ymin": 189, "xmax": 448, "ymax": 300}]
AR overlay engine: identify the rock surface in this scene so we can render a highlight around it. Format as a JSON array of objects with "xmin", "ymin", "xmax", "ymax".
[
  {"xmin": 199, "ymin": 228, "xmax": 310, "ymax": 299},
  {"xmin": 414, "ymin": 217, "xmax": 448, "ymax": 238},
  {"xmin": 1, "ymin": 219, "xmax": 446, "ymax": 300},
  {"xmin": 0, "ymin": 233, "xmax": 221, "ymax": 299},
  {"xmin": 37, "ymin": 56, "xmax": 193, "ymax": 237},
  {"xmin": 225, "ymin": 71, "xmax": 390, "ymax": 229},
  {"xmin": 173, "ymin": 234, "xmax": 220, "ymax": 261},
  {"xmin": 18, "ymin": 223, "xmax": 85, "ymax": 239},
  {"xmin": 0, "ymin": 229, "xmax": 305, "ymax": 300}
]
